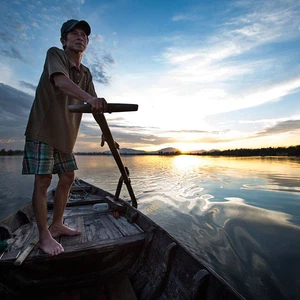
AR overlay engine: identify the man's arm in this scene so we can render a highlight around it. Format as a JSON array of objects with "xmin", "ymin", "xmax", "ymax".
[{"xmin": 53, "ymin": 73, "xmax": 107, "ymax": 113}]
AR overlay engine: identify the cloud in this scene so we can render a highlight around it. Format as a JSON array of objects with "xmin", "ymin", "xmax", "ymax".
[
  {"xmin": 172, "ymin": 13, "xmax": 198, "ymax": 22},
  {"xmin": 84, "ymin": 50, "xmax": 115, "ymax": 85},
  {"xmin": 256, "ymin": 119, "xmax": 300, "ymax": 136},
  {"xmin": 93, "ymin": 34, "xmax": 103, "ymax": 42},
  {"xmin": 0, "ymin": 31, "xmax": 14, "ymax": 43},
  {"xmin": 0, "ymin": 83, "xmax": 33, "ymax": 148},
  {"xmin": 0, "ymin": 83, "xmax": 146, "ymax": 150},
  {"xmin": 1, "ymin": 1, "xmax": 116, "ymax": 86},
  {"xmin": 155, "ymin": 0, "xmax": 300, "ymax": 120},
  {"xmin": 1, "ymin": 0, "xmax": 116, "ymax": 85},
  {"xmin": 188, "ymin": 117, "xmax": 300, "ymax": 145},
  {"xmin": 0, "ymin": 47, "xmax": 26, "ymax": 62},
  {"xmin": 0, "ymin": 83, "xmax": 33, "ymax": 114},
  {"xmin": 32, "ymin": 22, "xmax": 39, "ymax": 29},
  {"xmin": 161, "ymin": 0, "xmax": 300, "ymax": 86},
  {"xmin": 103, "ymin": 53, "xmax": 115, "ymax": 65},
  {"xmin": 1, "ymin": 0, "xmax": 88, "ymax": 63},
  {"xmin": 0, "ymin": 81, "xmax": 298, "ymax": 152},
  {"xmin": 223, "ymin": 1, "xmax": 300, "ymax": 56},
  {"xmin": 87, "ymin": 62, "xmax": 111, "ymax": 85},
  {"xmin": 77, "ymin": 122, "xmax": 177, "ymax": 150},
  {"xmin": 79, "ymin": 28, "xmax": 115, "ymax": 85},
  {"xmin": 19, "ymin": 81, "xmax": 37, "ymax": 91}
]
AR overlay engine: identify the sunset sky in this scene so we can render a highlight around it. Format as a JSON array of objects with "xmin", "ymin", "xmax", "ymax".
[{"xmin": 1, "ymin": 0, "xmax": 300, "ymax": 153}]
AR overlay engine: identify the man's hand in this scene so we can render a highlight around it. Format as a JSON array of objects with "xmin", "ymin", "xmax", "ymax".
[{"xmin": 86, "ymin": 97, "xmax": 107, "ymax": 114}]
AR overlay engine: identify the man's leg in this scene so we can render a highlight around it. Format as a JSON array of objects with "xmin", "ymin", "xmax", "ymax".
[
  {"xmin": 32, "ymin": 174, "xmax": 64, "ymax": 255},
  {"xmin": 50, "ymin": 171, "xmax": 81, "ymax": 237}
]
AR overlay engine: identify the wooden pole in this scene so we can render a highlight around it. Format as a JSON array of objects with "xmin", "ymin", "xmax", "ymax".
[
  {"xmin": 115, "ymin": 167, "xmax": 129, "ymax": 201},
  {"xmin": 92, "ymin": 113, "xmax": 138, "ymax": 208}
]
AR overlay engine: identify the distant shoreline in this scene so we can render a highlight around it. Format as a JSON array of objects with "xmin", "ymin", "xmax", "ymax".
[{"xmin": 1, "ymin": 144, "xmax": 299, "ymax": 157}]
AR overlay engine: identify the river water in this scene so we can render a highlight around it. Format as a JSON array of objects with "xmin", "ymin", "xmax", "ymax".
[{"xmin": 1, "ymin": 155, "xmax": 300, "ymax": 300}]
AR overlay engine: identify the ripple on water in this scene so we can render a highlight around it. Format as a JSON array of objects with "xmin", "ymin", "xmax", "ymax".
[{"xmin": 2, "ymin": 155, "xmax": 300, "ymax": 300}]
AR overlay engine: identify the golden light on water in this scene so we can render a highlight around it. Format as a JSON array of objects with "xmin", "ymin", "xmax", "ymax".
[{"xmin": 172, "ymin": 155, "xmax": 203, "ymax": 170}]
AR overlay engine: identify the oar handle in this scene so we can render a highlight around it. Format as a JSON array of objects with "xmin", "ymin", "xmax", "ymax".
[{"xmin": 68, "ymin": 103, "xmax": 138, "ymax": 113}]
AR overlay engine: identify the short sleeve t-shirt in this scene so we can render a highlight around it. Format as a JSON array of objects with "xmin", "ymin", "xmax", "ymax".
[{"xmin": 25, "ymin": 47, "xmax": 97, "ymax": 153}]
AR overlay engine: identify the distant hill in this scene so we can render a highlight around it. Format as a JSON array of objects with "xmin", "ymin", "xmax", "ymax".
[
  {"xmin": 103, "ymin": 148, "xmax": 147, "ymax": 155},
  {"xmin": 157, "ymin": 147, "xmax": 181, "ymax": 154},
  {"xmin": 207, "ymin": 149, "xmax": 220, "ymax": 153},
  {"xmin": 103, "ymin": 147, "xmax": 181, "ymax": 155},
  {"xmin": 186, "ymin": 149, "xmax": 206, "ymax": 154}
]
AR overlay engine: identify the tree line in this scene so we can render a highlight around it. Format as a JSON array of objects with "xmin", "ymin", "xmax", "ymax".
[
  {"xmin": 1, "ymin": 145, "xmax": 300, "ymax": 156},
  {"xmin": 194, "ymin": 145, "xmax": 300, "ymax": 157},
  {"xmin": 0, "ymin": 149, "xmax": 24, "ymax": 156}
]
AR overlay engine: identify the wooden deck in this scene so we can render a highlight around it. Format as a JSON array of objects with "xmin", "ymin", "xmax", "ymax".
[
  {"xmin": 0, "ymin": 203, "xmax": 146, "ymax": 298},
  {"xmin": 1, "ymin": 205, "xmax": 145, "ymax": 262}
]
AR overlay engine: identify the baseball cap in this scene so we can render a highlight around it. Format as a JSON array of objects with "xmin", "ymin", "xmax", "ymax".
[{"xmin": 61, "ymin": 19, "xmax": 91, "ymax": 37}]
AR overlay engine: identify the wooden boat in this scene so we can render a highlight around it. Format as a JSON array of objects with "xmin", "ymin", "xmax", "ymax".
[
  {"xmin": 0, "ymin": 104, "xmax": 244, "ymax": 299},
  {"xmin": 0, "ymin": 178, "xmax": 244, "ymax": 299}
]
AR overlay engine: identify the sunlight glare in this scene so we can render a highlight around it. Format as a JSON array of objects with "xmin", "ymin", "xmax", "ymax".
[{"xmin": 173, "ymin": 155, "xmax": 201, "ymax": 170}]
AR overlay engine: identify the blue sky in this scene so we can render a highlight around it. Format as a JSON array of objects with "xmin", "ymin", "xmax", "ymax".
[{"xmin": 1, "ymin": 0, "xmax": 300, "ymax": 152}]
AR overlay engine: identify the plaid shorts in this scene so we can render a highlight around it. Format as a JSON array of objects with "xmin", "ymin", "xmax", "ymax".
[{"xmin": 22, "ymin": 139, "xmax": 78, "ymax": 175}]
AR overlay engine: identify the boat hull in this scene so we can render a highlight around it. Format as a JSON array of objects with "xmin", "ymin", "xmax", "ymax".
[{"xmin": 0, "ymin": 179, "xmax": 243, "ymax": 299}]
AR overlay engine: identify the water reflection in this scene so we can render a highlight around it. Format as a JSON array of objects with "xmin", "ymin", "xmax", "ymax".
[
  {"xmin": 1, "ymin": 155, "xmax": 300, "ymax": 300},
  {"xmin": 131, "ymin": 156, "xmax": 300, "ymax": 300},
  {"xmin": 207, "ymin": 201, "xmax": 299, "ymax": 299}
]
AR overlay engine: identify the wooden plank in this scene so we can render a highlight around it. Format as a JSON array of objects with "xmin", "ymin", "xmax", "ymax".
[
  {"xmin": 14, "ymin": 219, "xmax": 52, "ymax": 265},
  {"xmin": 62, "ymin": 205, "xmax": 112, "ymax": 217},
  {"xmin": 60, "ymin": 233, "xmax": 146, "ymax": 255},
  {"xmin": 48, "ymin": 198, "xmax": 106, "ymax": 209},
  {"xmin": 60, "ymin": 213, "xmax": 125, "ymax": 247},
  {"xmin": 117, "ymin": 215, "xmax": 144, "ymax": 233},
  {"xmin": 11, "ymin": 223, "xmax": 34, "ymax": 251},
  {"xmin": 63, "ymin": 205, "xmax": 96, "ymax": 217},
  {"xmin": 106, "ymin": 196, "xmax": 127, "ymax": 212},
  {"xmin": 91, "ymin": 217, "xmax": 111, "ymax": 241},
  {"xmin": 82, "ymin": 214, "xmax": 112, "ymax": 242},
  {"xmin": 1, "ymin": 232, "xmax": 145, "ymax": 264},
  {"xmin": 9, "ymin": 232, "xmax": 146, "ymax": 262},
  {"xmin": 61, "ymin": 216, "xmax": 87, "ymax": 246},
  {"xmin": 0, "ymin": 224, "xmax": 39, "ymax": 261},
  {"xmin": 85, "ymin": 217, "xmax": 109, "ymax": 242},
  {"xmin": 106, "ymin": 215, "xmax": 143, "ymax": 236},
  {"xmin": 0, "ymin": 205, "xmax": 33, "ymax": 233},
  {"xmin": 99, "ymin": 215, "xmax": 123, "ymax": 239},
  {"xmin": 86, "ymin": 213, "xmax": 122, "ymax": 241}
]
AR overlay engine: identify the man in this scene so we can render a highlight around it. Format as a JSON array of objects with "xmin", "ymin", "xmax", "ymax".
[{"xmin": 22, "ymin": 19, "xmax": 107, "ymax": 255}]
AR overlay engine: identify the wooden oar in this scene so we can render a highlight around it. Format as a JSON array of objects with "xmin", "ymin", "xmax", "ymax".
[
  {"xmin": 14, "ymin": 220, "xmax": 52, "ymax": 266},
  {"xmin": 68, "ymin": 103, "xmax": 138, "ymax": 113},
  {"xmin": 68, "ymin": 103, "xmax": 138, "ymax": 208},
  {"xmin": 92, "ymin": 113, "xmax": 138, "ymax": 208}
]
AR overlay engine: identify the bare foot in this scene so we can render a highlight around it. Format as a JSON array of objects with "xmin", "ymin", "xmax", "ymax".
[
  {"xmin": 50, "ymin": 224, "xmax": 81, "ymax": 238},
  {"xmin": 39, "ymin": 235, "xmax": 64, "ymax": 255}
]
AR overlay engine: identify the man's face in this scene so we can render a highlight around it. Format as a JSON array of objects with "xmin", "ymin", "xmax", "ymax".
[{"xmin": 63, "ymin": 27, "xmax": 89, "ymax": 53}]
